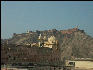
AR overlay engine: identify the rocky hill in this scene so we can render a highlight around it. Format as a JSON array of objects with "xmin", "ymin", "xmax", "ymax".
[
  {"xmin": 2, "ymin": 28, "xmax": 93, "ymax": 59},
  {"xmin": 60, "ymin": 30, "xmax": 93, "ymax": 59}
]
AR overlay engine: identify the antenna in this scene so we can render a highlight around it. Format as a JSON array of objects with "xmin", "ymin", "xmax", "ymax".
[{"xmin": 26, "ymin": 24, "xmax": 30, "ymax": 33}]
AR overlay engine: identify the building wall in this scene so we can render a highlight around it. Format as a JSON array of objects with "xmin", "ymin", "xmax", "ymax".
[{"xmin": 74, "ymin": 61, "xmax": 93, "ymax": 69}]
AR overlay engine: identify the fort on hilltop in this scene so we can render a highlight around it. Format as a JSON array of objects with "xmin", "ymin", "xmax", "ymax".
[{"xmin": 12, "ymin": 27, "xmax": 84, "ymax": 38}]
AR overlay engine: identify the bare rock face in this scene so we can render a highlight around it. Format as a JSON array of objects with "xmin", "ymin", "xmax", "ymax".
[
  {"xmin": 59, "ymin": 30, "xmax": 93, "ymax": 59},
  {"xmin": 2, "ymin": 28, "xmax": 93, "ymax": 59}
]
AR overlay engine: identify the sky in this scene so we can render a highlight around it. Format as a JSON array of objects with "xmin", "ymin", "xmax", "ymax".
[{"xmin": 1, "ymin": 1, "xmax": 93, "ymax": 39}]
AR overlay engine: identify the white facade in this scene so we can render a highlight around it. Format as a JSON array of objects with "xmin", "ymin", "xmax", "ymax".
[{"xmin": 73, "ymin": 61, "xmax": 93, "ymax": 69}]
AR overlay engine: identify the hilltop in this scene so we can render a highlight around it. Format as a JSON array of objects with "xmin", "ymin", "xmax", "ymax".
[{"xmin": 2, "ymin": 27, "xmax": 93, "ymax": 59}]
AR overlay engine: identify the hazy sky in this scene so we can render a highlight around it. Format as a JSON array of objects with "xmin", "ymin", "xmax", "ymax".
[{"xmin": 1, "ymin": 1, "xmax": 93, "ymax": 39}]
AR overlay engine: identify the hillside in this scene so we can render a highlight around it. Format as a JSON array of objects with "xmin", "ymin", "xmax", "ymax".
[
  {"xmin": 2, "ymin": 28, "xmax": 93, "ymax": 59},
  {"xmin": 60, "ymin": 30, "xmax": 93, "ymax": 59}
]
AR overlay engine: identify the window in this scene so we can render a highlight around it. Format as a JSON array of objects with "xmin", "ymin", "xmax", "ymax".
[{"xmin": 69, "ymin": 62, "xmax": 75, "ymax": 66}]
